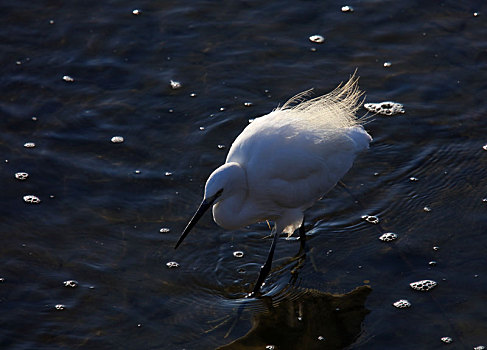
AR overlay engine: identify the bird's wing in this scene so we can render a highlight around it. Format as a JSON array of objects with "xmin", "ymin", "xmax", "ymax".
[{"xmin": 228, "ymin": 119, "xmax": 369, "ymax": 209}]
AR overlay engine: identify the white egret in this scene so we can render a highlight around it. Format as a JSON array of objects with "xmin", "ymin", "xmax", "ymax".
[{"xmin": 175, "ymin": 75, "xmax": 372, "ymax": 295}]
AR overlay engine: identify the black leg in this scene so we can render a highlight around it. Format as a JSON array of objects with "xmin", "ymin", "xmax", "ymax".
[
  {"xmin": 298, "ymin": 217, "xmax": 306, "ymax": 253},
  {"xmin": 288, "ymin": 217, "xmax": 308, "ymax": 261},
  {"xmin": 289, "ymin": 217, "xmax": 308, "ymax": 286},
  {"xmin": 249, "ymin": 228, "xmax": 280, "ymax": 296}
]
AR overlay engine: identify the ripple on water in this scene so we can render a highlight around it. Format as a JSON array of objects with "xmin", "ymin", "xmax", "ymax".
[
  {"xmin": 110, "ymin": 136, "xmax": 124, "ymax": 143},
  {"xmin": 23, "ymin": 195, "xmax": 41, "ymax": 204},
  {"xmin": 15, "ymin": 172, "xmax": 29, "ymax": 180},
  {"xmin": 393, "ymin": 299, "xmax": 411, "ymax": 308},
  {"xmin": 309, "ymin": 35, "xmax": 325, "ymax": 43},
  {"xmin": 233, "ymin": 251, "xmax": 244, "ymax": 258},
  {"xmin": 364, "ymin": 101, "xmax": 405, "ymax": 115},
  {"xmin": 2, "ymin": 2, "xmax": 486, "ymax": 349},
  {"xmin": 379, "ymin": 232, "xmax": 398, "ymax": 242},
  {"xmin": 410, "ymin": 279, "xmax": 437, "ymax": 292},
  {"xmin": 166, "ymin": 261, "xmax": 180, "ymax": 268},
  {"xmin": 217, "ymin": 286, "xmax": 371, "ymax": 349},
  {"xmin": 440, "ymin": 337, "xmax": 453, "ymax": 344},
  {"xmin": 170, "ymin": 80, "xmax": 181, "ymax": 89},
  {"xmin": 63, "ymin": 280, "xmax": 78, "ymax": 288},
  {"xmin": 361, "ymin": 215, "xmax": 379, "ymax": 224}
]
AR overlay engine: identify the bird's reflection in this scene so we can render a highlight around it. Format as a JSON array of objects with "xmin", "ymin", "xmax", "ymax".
[{"xmin": 218, "ymin": 285, "xmax": 371, "ymax": 350}]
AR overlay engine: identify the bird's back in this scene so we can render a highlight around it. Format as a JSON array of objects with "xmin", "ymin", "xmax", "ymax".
[{"xmin": 227, "ymin": 74, "xmax": 368, "ymax": 162}]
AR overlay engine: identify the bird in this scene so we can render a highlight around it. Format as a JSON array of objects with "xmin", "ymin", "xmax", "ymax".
[{"xmin": 175, "ymin": 74, "xmax": 372, "ymax": 296}]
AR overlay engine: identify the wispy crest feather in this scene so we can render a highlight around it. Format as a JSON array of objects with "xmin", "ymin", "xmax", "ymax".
[{"xmin": 277, "ymin": 73, "xmax": 364, "ymax": 129}]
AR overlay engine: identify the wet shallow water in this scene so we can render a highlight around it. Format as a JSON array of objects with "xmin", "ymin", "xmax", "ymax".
[{"xmin": 1, "ymin": 0, "xmax": 487, "ymax": 349}]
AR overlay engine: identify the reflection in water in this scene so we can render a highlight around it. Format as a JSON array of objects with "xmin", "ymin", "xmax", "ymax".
[{"xmin": 219, "ymin": 286, "xmax": 371, "ymax": 350}]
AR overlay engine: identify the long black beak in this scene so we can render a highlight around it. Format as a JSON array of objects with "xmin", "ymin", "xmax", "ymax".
[{"xmin": 174, "ymin": 193, "xmax": 220, "ymax": 249}]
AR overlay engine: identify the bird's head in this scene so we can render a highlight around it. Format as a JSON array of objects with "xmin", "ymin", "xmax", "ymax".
[
  {"xmin": 174, "ymin": 162, "xmax": 244, "ymax": 249},
  {"xmin": 204, "ymin": 162, "xmax": 245, "ymax": 202}
]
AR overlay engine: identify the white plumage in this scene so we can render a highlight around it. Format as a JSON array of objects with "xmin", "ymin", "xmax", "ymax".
[
  {"xmin": 205, "ymin": 75, "xmax": 371, "ymax": 235},
  {"xmin": 176, "ymin": 74, "xmax": 372, "ymax": 294}
]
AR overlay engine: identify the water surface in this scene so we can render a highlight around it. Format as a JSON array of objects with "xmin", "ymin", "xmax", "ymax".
[{"xmin": 1, "ymin": 0, "xmax": 486, "ymax": 349}]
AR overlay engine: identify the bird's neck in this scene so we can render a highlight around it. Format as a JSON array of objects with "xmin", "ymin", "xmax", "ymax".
[{"xmin": 212, "ymin": 190, "xmax": 249, "ymax": 230}]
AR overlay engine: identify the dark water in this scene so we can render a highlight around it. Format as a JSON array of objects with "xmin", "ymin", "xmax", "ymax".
[{"xmin": 1, "ymin": 0, "xmax": 487, "ymax": 349}]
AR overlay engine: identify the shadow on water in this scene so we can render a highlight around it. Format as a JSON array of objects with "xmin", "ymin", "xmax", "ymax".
[{"xmin": 218, "ymin": 286, "xmax": 371, "ymax": 350}]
